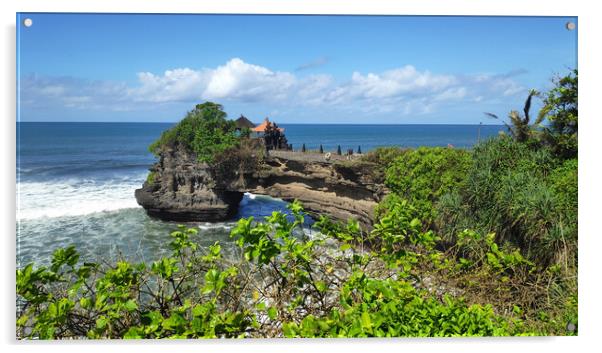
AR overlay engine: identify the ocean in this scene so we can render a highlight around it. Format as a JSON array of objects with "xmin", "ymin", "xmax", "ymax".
[{"xmin": 16, "ymin": 122, "xmax": 504, "ymax": 267}]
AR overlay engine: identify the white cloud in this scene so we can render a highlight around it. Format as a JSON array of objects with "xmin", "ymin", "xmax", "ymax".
[
  {"xmin": 123, "ymin": 58, "xmax": 296, "ymax": 104},
  {"xmin": 434, "ymin": 87, "xmax": 467, "ymax": 101},
  {"xmin": 322, "ymin": 65, "xmax": 459, "ymax": 104},
  {"xmin": 63, "ymin": 96, "xmax": 91, "ymax": 108},
  {"xmin": 20, "ymin": 59, "xmax": 528, "ymax": 118},
  {"xmin": 202, "ymin": 58, "xmax": 295, "ymax": 102},
  {"xmin": 130, "ymin": 68, "xmax": 209, "ymax": 103},
  {"xmin": 39, "ymin": 85, "xmax": 65, "ymax": 96},
  {"xmin": 296, "ymin": 74, "xmax": 333, "ymax": 105},
  {"xmin": 20, "ymin": 75, "xmax": 127, "ymax": 110}
]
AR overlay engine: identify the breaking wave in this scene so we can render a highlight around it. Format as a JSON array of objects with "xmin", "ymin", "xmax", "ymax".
[{"xmin": 16, "ymin": 175, "xmax": 146, "ymax": 220}]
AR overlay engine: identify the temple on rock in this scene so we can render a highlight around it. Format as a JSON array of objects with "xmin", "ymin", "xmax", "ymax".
[{"xmin": 252, "ymin": 117, "xmax": 290, "ymax": 151}]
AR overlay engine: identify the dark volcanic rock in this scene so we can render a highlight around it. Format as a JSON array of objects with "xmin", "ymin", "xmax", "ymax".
[
  {"xmin": 135, "ymin": 145, "xmax": 244, "ymax": 222},
  {"xmin": 243, "ymin": 152, "xmax": 386, "ymax": 229},
  {"xmin": 136, "ymin": 145, "xmax": 387, "ymax": 229}
]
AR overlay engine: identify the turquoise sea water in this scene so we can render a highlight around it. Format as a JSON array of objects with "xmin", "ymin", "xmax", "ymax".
[{"xmin": 16, "ymin": 122, "xmax": 504, "ymax": 266}]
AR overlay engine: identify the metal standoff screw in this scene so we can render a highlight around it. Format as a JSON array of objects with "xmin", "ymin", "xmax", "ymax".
[{"xmin": 566, "ymin": 22, "xmax": 576, "ymax": 31}]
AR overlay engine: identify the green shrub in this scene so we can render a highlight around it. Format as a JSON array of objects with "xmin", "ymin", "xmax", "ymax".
[
  {"xmin": 17, "ymin": 226, "xmax": 253, "ymax": 339},
  {"xmin": 452, "ymin": 230, "xmax": 535, "ymax": 275},
  {"xmin": 372, "ymin": 198, "xmax": 438, "ymax": 253},
  {"xmin": 283, "ymin": 277, "xmax": 526, "ymax": 337},
  {"xmin": 540, "ymin": 70, "xmax": 578, "ymax": 159},
  {"xmin": 17, "ymin": 201, "xmax": 539, "ymax": 339},
  {"xmin": 384, "ymin": 147, "xmax": 472, "ymax": 222},
  {"xmin": 361, "ymin": 146, "xmax": 406, "ymax": 165},
  {"xmin": 549, "ymin": 158, "xmax": 578, "ymax": 222},
  {"xmin": 359, "ymin": 146, "xmax": 406, "ymax": 182},
  {"xmin": 149, "ymin": 102, "xmax": 239, "ymax": 163},
  {"xmin": 436, "ymin": 136, "xmax": 576, "ymax": 269}
]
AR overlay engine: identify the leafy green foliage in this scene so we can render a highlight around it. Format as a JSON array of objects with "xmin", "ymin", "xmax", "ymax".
[
  {"xmin": 484, "ymin": 70, "xmax": 577, "ymax": 158},
  {"xmin": 436, "ymin": 136, "xmax": 576, "ymax": 269},
  {"xmin": 540, "ymin": 70, "xmax": 578, "ymax": 159},
  {"xmin": 384, "ymin": 147, "xmax": 472, "ymax": 222},
  {"xmin": 452, "ymin": 230, "xmax": 535, "ymax": 275},
  {"xmin": 148, "ymin": 102, "xmax": 239, "ymax": 163},
  {"xmin": 371, "ymin": 198, "xmax": 438, "ymax": 265},
  {"xmin": 283, "ymin": 278, "xmax": 524, "ymax": 337},
  {"xmin": 17, "ymin": 201, "xmax": 545, "ymax": 339},
  {"xmin": 358, "ymin": 146, "xmax": 407, "ymax": 182},
  {"xmin": 549, "ymin": 158, "xmax": 578, "ymax": 223},
  {"xmin": 17, "ymin": 224, "xmax": 253, "ymax": 339}
]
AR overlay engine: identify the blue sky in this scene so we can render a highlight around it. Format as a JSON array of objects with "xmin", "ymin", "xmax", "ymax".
[{"xmin": 17, "ymin": 14, "xmax": 577, "ymax": 124}]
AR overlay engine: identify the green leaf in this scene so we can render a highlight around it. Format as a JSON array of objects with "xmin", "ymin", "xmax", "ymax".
[
  {"xmin": 141, "ymin": 311, "xmax": 163, "ymax": 332},
  {"xmin": 123, "ymin": 327, "xmax": 142, "ymax": 339},
  {"xmin": 409, "ymin": 218, "xmax": 421, "ymax": 228},
  {"xmin": 361, "ymin": 311, "xmax": 372, "ymax": 331},
  {"xmin": 16, "ymin": 314, "xmax": 28, "ymax": 327},
  {"xmin": 267, "ymin": 307, "xmax": 278, "ymax": 320},
  {"xmin": 124, "ymin": 299, "xmax": 138, "ymax": 312},
  {"xmin": 162, "ymin": 313, "xmax": 186, "ymax": 330},
  {"xmin": 282, "ymin": 323, "xmax": 297, "ymax": 337},
  {"xmin": 315, "ymin": 281, "xmax": 328, "ymax": 293},
  {"xmin": 79, "ymin": 297, "xmax": 92, "ymax": 309},
  {"xmin": 96, "ymin": 316, "xmax": 108, "ymax": 330}
]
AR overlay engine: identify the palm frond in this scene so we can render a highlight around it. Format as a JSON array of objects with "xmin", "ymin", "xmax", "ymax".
[
  {"xmin": 523, "ymin": 89, "xmax": 541, "ymax": 125},
  {"xmin": 484, "ymin": 112, "xmax": 512, "ymax": 132},
  {"xmin": 508, "ymin": 110, "xmax": 522, "ymax": 123},
  {"xmin": 523, "ymin": 93, "xmax": 533, "ymax": 124},
  {"xmin": 484, "ymin": 112, "xmax": 499, "ymax": 120},
  {"xmin": 535, "ymin": 104, "xmax": 550, "ymax": 126}
]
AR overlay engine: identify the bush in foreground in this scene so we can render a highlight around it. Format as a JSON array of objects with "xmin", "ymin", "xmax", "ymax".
[{"xmin": 17, "ymin": 202, "xmax": 541, "ymax": 339}]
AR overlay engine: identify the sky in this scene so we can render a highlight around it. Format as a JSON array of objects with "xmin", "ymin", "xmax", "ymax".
[{"xmin": 17, "ymin": 14, "xmax": 577, "ymax": 124}]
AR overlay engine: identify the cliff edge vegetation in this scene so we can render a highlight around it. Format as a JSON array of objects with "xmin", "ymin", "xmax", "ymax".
[{"xmin": 148, "ymin": 102, "xmax": 243, "ymax": 164}]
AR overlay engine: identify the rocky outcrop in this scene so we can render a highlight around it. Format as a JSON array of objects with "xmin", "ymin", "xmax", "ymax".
[
  {"xmin": 135, "ymin": 145, "xmax": 244, "ymax": 222},
  {"xmin": 244, "ymin": 153, "xmax": 385, "ymax": 228},
  {"xmin": 135, "ymin": 145, "xmax": 386, "ymax": 228}
]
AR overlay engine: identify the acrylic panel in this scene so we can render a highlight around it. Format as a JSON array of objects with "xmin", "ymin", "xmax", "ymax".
[{"xmin": 16, "ymin": 13, "xmax": 578, "ymax": 339}]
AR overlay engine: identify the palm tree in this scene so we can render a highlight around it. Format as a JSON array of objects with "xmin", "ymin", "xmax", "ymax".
[{"xmin": 484, "ymin": 89, "xmax": 544, "ymax": 143}]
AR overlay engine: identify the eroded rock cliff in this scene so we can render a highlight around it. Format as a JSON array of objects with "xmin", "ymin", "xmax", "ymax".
[
  {"xmin": 244, "ymin": 152, "xmax": 385, "ymax": 228},
  {"xmin": 134, "ymin": 145, "xmax": 244, "ymax": 222},
  {"xmin": 135, "ymin": 145, "xmax": 386, "ymax": 228}
]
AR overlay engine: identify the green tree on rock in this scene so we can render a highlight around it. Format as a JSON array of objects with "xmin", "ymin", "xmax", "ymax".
[{"xmin": 149, "ymin": 102, "xmax": 239, "ymax": 163}]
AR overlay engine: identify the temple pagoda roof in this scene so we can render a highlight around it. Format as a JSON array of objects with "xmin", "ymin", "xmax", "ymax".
[
  {"xmin": 252, "ymin": 117, "xmax": 284, "ymax": 133},
  {"xmin": 234, "ymin": 115, "xmax": 256, "ymax": 129}
]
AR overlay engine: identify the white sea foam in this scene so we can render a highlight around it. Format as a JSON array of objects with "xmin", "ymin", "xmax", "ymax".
[
  {"xmin": 198, "ymin": 223, "xmax": 234, "ymax": 231},
  {"xmin": 17, "ymin": 176, "xmax": 145, "ymax": 220}
]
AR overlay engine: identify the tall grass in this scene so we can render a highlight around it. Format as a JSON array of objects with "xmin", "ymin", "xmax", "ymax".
[{"xmin": 436, "ymin": 136, "xmax": 577, "ymax": 271}]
